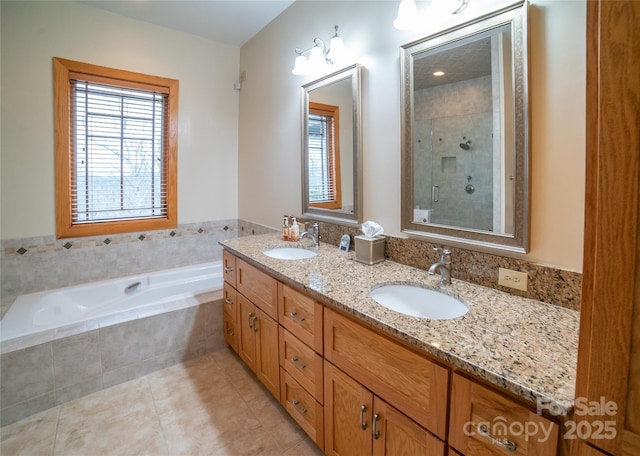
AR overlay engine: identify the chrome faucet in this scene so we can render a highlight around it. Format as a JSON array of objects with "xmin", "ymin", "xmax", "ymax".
[
  {"xmin": 300, "ymin": 223, "xmax": 320, "ymax": 248},
  {"xmin": 428, "ymin": 246, "xmax": 452, "ymax": 285}
]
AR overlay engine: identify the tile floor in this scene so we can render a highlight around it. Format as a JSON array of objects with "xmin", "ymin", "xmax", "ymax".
[{"xmin": 0, "ymin": 348, "xmax": 324, "ymax": 455}]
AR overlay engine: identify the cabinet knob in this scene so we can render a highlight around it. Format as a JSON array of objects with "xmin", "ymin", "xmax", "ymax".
[{"xmin": 224, "ymin": 297, "xmax": 233, "ymax": 306}]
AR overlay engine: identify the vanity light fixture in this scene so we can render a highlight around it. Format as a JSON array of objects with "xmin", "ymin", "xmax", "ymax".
[
  {"xmin": 393, "ymin": 0, "xmax": 471, "ymax": 31},
  {"xmin": 292, "ymin": 25, "xmax": 345, "ymax": 76}
]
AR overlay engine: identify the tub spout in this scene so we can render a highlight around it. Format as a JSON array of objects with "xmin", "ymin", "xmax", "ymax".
[{"xmin": 124, "ymin": 281, "xmax": 142, "ymax": 294}]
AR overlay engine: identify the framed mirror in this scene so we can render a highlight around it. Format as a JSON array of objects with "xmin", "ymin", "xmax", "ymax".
[
  {"xmin": 302, "ymin": 63, "xmax": 362, "ymax": 225},
  {"xmin": 401, "ymin": 1, "xmax": 529, "ymax": 253}
]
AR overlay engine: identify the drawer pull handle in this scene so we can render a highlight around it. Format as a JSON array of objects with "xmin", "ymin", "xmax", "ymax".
[
  {"xmin": 290, "ymin": 356, "xmax": 306, "ymax": 370},
  {"xmin": 292, "ymin": 399, "xmax": 307, "ymax": 415},
  {"xmin": 226, "ymin": 329, "xmax": 234, "ymax": 336},
  {"xmin": 289, "ymin": 311, "xmax": 305, "ymax": 322},
  {"xmin": 251, "ymin": 315, "xmax": 258, "ymax": 332},
  {"xmin": 373, "ymin": 413, "xmax": 381, "ymax": 440},
  {"xmin": 224, "ymin": 266, "xmax": 234, "ymax": 273},
  {"xmin": 360, "ymin": 405, "xmax": 368, "ymax": 430},
  {"xmin": 224, "ymin": 298, "xmax": 233, "ymax": 306},
  {"xmin": 248, "ymin": 312, "xmax": 254, "ymax": 329},
  {"xmin": 477, "ymin": 424, "xmax": 517, "ymax": 452}
]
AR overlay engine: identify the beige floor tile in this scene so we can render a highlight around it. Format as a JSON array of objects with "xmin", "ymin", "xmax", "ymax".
[
  {"xmin": 215, "ymin": 427, "xmax": 287, "ymax": 456},
  {"xmin": 283, "ymin": 438, "xmax": 325, "ymax": 456},
  {"xmin": 149, "ymin": 355, "xmax": 262, "ymax": 455},
  {"xmin": 0, "ymin": 407, "xmax": 59, "ymax": 456},
  {"xmin": 1, "ymin": 350, "xmax": 323, "ymax": 456},
  {"xmin": 54, "ymin": 377, "xmax": 167, "ymax": 456}
]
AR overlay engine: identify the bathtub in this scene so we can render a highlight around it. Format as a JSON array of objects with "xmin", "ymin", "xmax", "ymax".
[
  {"xmin": 0, "ymin": 261, "xmax": 226, "ymax": 426},
  {"xmin": 1, "ymin": 261, "xmax": 223, "ymax": 345}
]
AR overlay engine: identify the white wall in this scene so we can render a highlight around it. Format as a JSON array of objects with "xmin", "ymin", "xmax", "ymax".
[
  {"xmin": 238, "ymin": 0, "xmax": 586, "ymax": 272},
  {"xmin": 0, "ymin": 1, "xmax": 240, "ymax": 239}
]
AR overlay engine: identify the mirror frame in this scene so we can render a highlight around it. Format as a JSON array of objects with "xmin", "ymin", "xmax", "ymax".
[
  {"xmin": 302, "ymin": 63, "xmax": 363, "ymax": 225},
  {"xmin": 400, "ymin": 1, "xmax": 529, "ymax": 254}
]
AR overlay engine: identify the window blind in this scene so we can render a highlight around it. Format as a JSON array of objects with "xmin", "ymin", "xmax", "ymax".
[
  {"xmin": 308, "ymin": 112, "xmax": 336, "ymax": 203},
  {"xmin": 70, "ymin": 79, "xmax": 168, "ymax": 223}
]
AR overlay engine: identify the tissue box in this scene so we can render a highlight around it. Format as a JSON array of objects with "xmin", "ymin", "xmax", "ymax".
[{"xmin": 354, "ymin": 235, "xmax": 385, "ymax": 265}]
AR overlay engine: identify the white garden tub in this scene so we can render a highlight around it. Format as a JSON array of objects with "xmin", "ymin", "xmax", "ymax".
[{"xmin": 0, "ymin": 262, "xmax": 223, "ymax": 346}]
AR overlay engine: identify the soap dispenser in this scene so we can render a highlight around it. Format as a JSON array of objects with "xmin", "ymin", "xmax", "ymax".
[
  {"xmin": 283, "ymin": 215, "xmax": 290, "ymax": 241},
  {"xmin": 290, "ymin": 217, "xmax": 300, "ymax": 241}
]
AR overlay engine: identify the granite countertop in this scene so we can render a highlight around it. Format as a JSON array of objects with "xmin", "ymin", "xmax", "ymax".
[{"xmin": 221, "ymin": 233, "xmax": 578, "ymax": 416}]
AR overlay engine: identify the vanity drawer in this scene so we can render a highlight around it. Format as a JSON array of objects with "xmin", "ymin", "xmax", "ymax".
[
  {"xmin": 280, "ymin": 368, "xmax": 324, "ymax": 451},
  {"xmin": 278, "ymin": 283, "xmax": 323, "ymax": 354},
  {"xmin": 237, "ymin": 259, "xmax": 278, "ymax": 320},
  {"xmin": 223, "ymin": 311, "xmax": 238, "ymax": 353},
  {"xmin": 324, "ymin": 308, "xmax": 449, "ymax": 439},
  {"xmin": 222, "ymin": 250, "xmax": 237, "ymax": 287},
  {"xmin": 449, "ymin": 373, "xmax": 559, "ymax": 455},
  {"xmin": 279, "ymin": 327, "xmax": 323, "ymax": 403},
  {"xmin": 222, "ymin": 283, "xmax": 237, "ymax": 318}
]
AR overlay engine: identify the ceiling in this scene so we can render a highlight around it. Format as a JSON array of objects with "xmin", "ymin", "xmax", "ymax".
[{"xmin": 80, "ymin": 0, "xmax": 296, "ymax": 47}]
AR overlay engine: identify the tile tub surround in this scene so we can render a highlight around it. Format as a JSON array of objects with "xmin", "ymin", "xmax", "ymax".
[
  {"xmin": 299, "ymin": 218, "xmax": 582, "ymax": 311},
  {"xmin": 0, "ymin": 219, "xmax": 276, "ymax": 318},
  {"xmin": 221, "ymin": 233, "xmax": 579, "ymax": 415},
  {"xmin": 0, "ymin": 296, "xmax": 225, "ymax": 426}
]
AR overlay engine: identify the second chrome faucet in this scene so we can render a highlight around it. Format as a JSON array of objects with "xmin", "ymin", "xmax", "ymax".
[{"xmin": 428, "ymin": 246, "xmax": 452, "ymax": 285}]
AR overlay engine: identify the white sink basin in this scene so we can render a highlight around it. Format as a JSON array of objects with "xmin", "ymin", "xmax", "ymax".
[
  {"xmin": 263, "ymin": 247, "xmax": 317, "ymax": 260},
  {"xmin": 369, "ymin": 285, "xmax": 468, "ymax": 320}
]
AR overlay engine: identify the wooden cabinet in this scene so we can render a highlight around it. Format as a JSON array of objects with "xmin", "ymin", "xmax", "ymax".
[
  {"xmin": 237, "ymin": 258, "xmax": 278, "ymax": 320},
  {"xmin": 324, "ymin": 308, "xmax": 449, "ymax": 439},
  {"xmin": 278, "ymin": 282, "xmax": 324, "ymax": 354},
  {"xmin": 449, "ymin": 373, "xmax": 559, "ymax": 455},
  {"xmin": 324, "ymin": 361, "xmax": 445, "ymax": 456},
  {"xmin": 237, "ymin": 293, "xmax": 280, "ymax": 400},
  {"xmin": 222, "ymin": 249, "xmax": 237, "ymax": 287},
  {"xmin": 222, "ymin": 283, "xmax": 238, "ymax": 352},
  {"xmin": 281, "ymin": 368, "xmax": 324, "ymax": 450},
  {"xmin": 279, "ymin": 326, "xmax": 323, "ymax": 401}
]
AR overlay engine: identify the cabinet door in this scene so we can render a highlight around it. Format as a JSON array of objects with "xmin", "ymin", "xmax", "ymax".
[
  {"xmin": 255, "ymin": 307, "xmax": 280, "ymax": 400},
  {"xmin": 223, "ymin": 311, "xmax": 238, "ymax": 353},
  {"xmin": 372, "ymin": 396, "xmax": 445, "ymax": 456},
  {"xmin": 238, "ymin": 294, "xmax": 257, "ymax": 373},
  {"xmin": 278, "ymin": 282, "xmax": 323, "ymax": 354},
  {"xmin": 222, "ymin": 250, "xmax": 237, "ymax": 287},
  {"xmin": 449, "ymin": 374, "xmax": 559, "ymax": 455},
  {"xmin": 237, "ymin": 259, "xmax": 278, "ymax": 319},
  {"xmin": 222, "ymin": 283, "xmax": 237, "ymax": 319},
  {"xmin": 324, "ymin": 361, "xmax": 373, "ymax": 456},
  {"xmin": 325, "ymin": 308, "xmax": 449, "ymax": 439},
  {"xmin": 279, "ymin": 327, "xmax": 324, "ymax": 402}
]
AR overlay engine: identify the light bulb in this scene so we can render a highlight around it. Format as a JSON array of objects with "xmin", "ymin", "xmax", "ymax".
[
  {"xmin": 393, "ymin": 0, "xmax": 418, "ymax": 31},
  {"xmin": 327, "ymin": 35, "xmax": 344, "ymax": 63},
  {"xmin": 292, "ymin": 55, "xmax": 309, "ymax": 75}
]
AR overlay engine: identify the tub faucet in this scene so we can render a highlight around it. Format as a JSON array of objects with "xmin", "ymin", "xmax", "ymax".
[
  {"xmin": 300, "ymin": 223, "xmax": 320, "ymax": 248},
  {"xmin": 428, "ymin": 246, "xmax": 452, "ymax": 285},
  {"xmin": 124, "ymin": 281, "xmax": 142, "ymax": 294}
]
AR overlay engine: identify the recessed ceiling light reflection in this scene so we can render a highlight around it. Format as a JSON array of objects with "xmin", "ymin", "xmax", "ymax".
[{"xmin": 433, "ymin": 71, "xmax": 445, "ymax": 76}]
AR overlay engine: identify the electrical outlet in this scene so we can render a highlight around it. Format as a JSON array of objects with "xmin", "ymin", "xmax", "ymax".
[{"xmin": 498, "ymin": 268, "xmax": 528, "ymax": 291}]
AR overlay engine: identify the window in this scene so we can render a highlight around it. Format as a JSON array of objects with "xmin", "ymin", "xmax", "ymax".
[
  {"xmin": 308, "ymin": 102, "xmax": 341, "ymax": 209},
  {"xmin": 54, "ymin": 58, "xmax": 178, "ymax": 238}
]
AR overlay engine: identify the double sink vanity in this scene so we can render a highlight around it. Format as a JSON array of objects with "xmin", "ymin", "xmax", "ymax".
[{"xmin": 220, "ymin": 233, "xmax": 578, "ymax": 455}]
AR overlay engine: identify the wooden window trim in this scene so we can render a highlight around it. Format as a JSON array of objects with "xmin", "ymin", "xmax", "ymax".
[
  {"xmin": 53, "ymin": 57, "xmax": 178, "ymax": 238},
  {"xmin": 308, "ymin": 102, "xmax": 342, "ymax": 210}
]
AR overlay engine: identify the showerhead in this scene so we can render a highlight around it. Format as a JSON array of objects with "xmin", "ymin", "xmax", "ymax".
[{"xmin": 459, "ymin": 140, "xmax": 472, "ymax": 150}]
